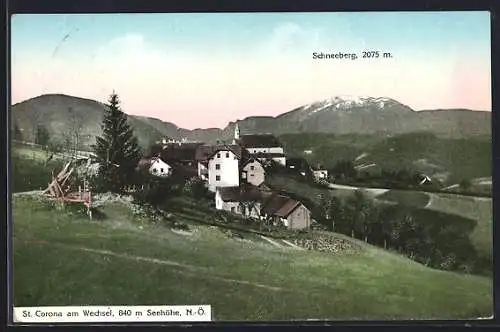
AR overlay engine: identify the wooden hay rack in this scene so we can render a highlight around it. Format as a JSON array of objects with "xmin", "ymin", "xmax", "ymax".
[{"xmin": 43, "ymin": 161, "xmax": 93, "ymax": 219}]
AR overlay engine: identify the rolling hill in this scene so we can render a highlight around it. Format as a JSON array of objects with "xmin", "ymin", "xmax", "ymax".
[
  {"xmin": 279, "ymin": 132, "xmax": 492, "ymax": 185},
  {"xmin": 11, "ymin": 94, "xmax": 491, "ymax": 150},
  {"xmin": 12, "ymin": 193, "xmax": 493, "ymax": 320}
]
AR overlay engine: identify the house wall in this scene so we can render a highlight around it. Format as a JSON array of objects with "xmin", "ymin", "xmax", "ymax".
[
  {"xmin": 286, "ymin": 204, "xmax": 311, "ymax": 230},
  {"xmin": 208, "ymin": 150, "xmax": 240, "ymax": 192},
  {"xmin": 215, "ymin": 191, "xmax": 261, "ymax": 219},
  {"xmin": 313, "ymin": 170, "xmax": 328, "ymax": 180},
  {"xmin": 198, "ymin": 162, "xmax": 208, "ymax": 181},
  {"xmin": 246, "ymin": 147, "xmax": 284, "ymax": 154},
  {"xmin": 273, "ymin": 156, "xmax": 286, "ymax": 166},
  {"xmin": 149, "ymin": 159, "xmax": 171, "ymax": 177},
  {"xmin": 243, "ymin": 161, "xmax": 265, "ymax": 186}
]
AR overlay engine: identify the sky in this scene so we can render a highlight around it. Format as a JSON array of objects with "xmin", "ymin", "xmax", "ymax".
[{"xmin": 11, "ymin": 11, "xmax": 491, "ymax": 129}]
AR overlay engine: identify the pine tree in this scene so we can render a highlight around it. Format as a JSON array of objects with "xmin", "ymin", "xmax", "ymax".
[{"xmin": 92, "ymin": 92, "xmax": 141, "ymax": 193}]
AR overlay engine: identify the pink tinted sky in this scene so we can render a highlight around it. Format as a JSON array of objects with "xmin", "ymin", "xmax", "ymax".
[{"xmin": 11, "ymin": 13, "xmax": 491, "ymax": 129}]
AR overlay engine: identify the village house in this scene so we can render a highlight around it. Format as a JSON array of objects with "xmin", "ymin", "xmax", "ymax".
[
  {"xmin": 241, "ymin": 158, "xmax": 266, "ymax": 187},
  {"xmin": 311, "ymin": 163, "xmax": 328, "ymax": 181},
  {"xmin": 261, "ymin": 193, "xmax": 312, "ymax": 230},
  {"xmin": 214, "ymin": 182, "xmax": 312, "ymax": 230},
  {"xmin": 206, "ymin": 145, "xmax": 244, "ymax": 192},
  {"xmin": 195, "ymin": 145, "xmax": 220, "ymax": 181},
  {"xmin": 136, "ymin": 156, "xmax": 173, "ymax": 178},
  {"xmin": 233, "ymin": 124, "xmax": 287, "ymax": 166},
  {"xmin": 215, "ymin": 184, "xmax": 266, "ymax": 219},
  {"xmin": 161, "ymin": 142, "xmax": 204, "ymax": 167}
]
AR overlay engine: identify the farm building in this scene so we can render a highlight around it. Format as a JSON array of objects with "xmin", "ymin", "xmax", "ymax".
[
  {"xmin": 136, "ymin": 156, "xmax": 172, "ymax": 178},
  {"xmin": 241, "ymin": 158, "xmax": 266, "ymax": 187},
  {"xmin": 234, "ymin": 124, "xmax": 286, "ymax": 166},
  {"xmin": 215, "ymin": 184, "xmax": 267, "ymax": 219},
  {"xmin": 261, "ymin": 194, "xmax": 312, "ymax": 230},
  {"xmin": 311, "ymin": 164, "xmax": 328, "ymax": 181}
]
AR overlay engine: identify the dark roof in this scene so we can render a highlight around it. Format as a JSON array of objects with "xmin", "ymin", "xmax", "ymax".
[
  {"xmin": 217, "ymin": 184, "xmax": 264, "ymax": 202},
  {"xmin": 261, "ymin": 194, "xmax": 306, "ymax": 218},
  {"xmin": 238, "ymin": 134, "xmax": 283, "ymax": 148},
  {"xmin": 253, "ymin": 152, "xmax": 286, "ymax": 158},
  {"xmin": 195, "ymin": 145, "xmax": 219, "ymax": 161},
  {"xmin": 241, "ymin": 157, "xmax": 264, "ymax": 168},
  {"xmin": 170, "ymin": 162, "xmax": 198, "ymax": 179},
  {"xmin": 207, "ymin": 144, "xmax": 244, "ymax": 160},
  {"xmin": 136, "ymin": 157, "xmax": 153, "ymax": 171},
  {"xmin": 160, "ymin": 143, "xmax": 203, "ymax": 162}
]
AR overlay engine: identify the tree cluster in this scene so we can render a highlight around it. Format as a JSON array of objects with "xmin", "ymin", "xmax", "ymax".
[{"xmin": 316, "ymin": 190, "xmax": 484, "ymax": 275}]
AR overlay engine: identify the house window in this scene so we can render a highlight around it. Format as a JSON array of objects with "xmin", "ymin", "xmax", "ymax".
[
  {"xmin": 250, "ymin": 174, "xmax": 254, "ymax": 177},
  {"xmin": 152, "ymin": 168, "xmax": 157, "ymax": 173},
  {"xmin": 231, "ymin": 207, "xmax": 235, "ymax": 213},
  {"xmin": 226, "ymin": 152, "xmax": 229, "ymax": 158},
  {"xmin": 160, "ymin": 168, "xmax": 164, "ymax": 172},
  {"xmin": 216, "ymin": 175, "xmax": 221, "ymax": 181},
  {"xmin": 250, "ymin": 165, "xmax": 254, "ymax": 170},
  {"xmin": 215, "ymin": 164, "xmax": 221, "ymax": 170},
  {"xmin": 254, "ymin": 150, "xmax": 257, "ymax": 153},
  {"xmin": 217, "ymin": 153, "xmax": 221, "ymax": 158}
]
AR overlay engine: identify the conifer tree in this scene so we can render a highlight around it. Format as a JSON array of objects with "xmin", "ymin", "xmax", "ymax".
[{"xmin": 92, "ymin": 91, "xmax": 141, "ymax": 193}]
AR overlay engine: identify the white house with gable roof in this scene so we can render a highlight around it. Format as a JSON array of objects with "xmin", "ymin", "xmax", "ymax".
[{"xmin": 207, "ymin": 146, "xmax": 241, "ymax": 192}]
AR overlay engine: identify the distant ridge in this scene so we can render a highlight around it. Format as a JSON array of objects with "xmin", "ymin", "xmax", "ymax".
[{"xmin": 11, "ymin": 93, "xmax": 491, "ymax": 149}]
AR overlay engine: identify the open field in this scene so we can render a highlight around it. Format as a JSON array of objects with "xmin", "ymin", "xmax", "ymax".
[
  {"xmin": 12, "ymin": 194, "xmax": 493, "ymax": 320},
  {"xmin": 11, "ymin": 146, "xmax": 65, "ymax": 193},
  {"xmin": 375, "ymin": 190, "xmax": 431, "ymax": 208}
]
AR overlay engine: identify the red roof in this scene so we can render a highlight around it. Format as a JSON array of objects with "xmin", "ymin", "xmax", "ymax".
[{"xmin": 261, "ymin": 194, "xmax": 305, "ymax": 218}]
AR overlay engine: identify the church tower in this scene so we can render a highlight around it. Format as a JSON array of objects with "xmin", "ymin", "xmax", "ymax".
[{"xmin": 232, "ymin": 122, "xmax": 240, "ymax": 144}]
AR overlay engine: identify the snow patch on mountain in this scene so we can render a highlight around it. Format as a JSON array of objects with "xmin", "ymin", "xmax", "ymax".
[{"xmin": 301, "ymin": 95, "xmax": 396, "ymax": 116}]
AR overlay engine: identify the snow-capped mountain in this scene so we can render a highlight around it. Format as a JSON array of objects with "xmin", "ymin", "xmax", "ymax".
[
  {"xmin": 301, "ymin": 96, "xmax": 405, "ymax": 115},
  {"xmin": 12, "ymin": 94, "xmax": 490, "ymax": 150}
]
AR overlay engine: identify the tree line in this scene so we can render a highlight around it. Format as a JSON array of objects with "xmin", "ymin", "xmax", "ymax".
[{"xmin": 315, "ymin": 190, "xmax": 488, "ymax": 275}]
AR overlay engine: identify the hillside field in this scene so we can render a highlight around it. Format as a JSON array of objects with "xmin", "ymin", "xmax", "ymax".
[
  {"xmin": 12, "ymin": 194, "xmax": 493, "ymax": 321},
  {"xmin": 279, "ymin": 132, "xmax": 491, "ymax": 186}
]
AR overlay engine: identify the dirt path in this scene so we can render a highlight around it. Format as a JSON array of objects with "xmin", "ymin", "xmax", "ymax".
[
  {"xmin": 259, "ymin": 235, "xmax": 284, "ymax": 248},
  {"xmin": 281, "ymin": 239, "xmax": 304, "ymax": 250},
  {"xmin": 43, "ymin": 241, "xmax": 284, "ymax": 292},
  {"xmin": 328, "ymin": 183, "xmax": 389, "ymax": 196}
]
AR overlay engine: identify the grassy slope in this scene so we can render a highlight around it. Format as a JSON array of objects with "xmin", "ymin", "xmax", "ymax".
[
  {"xmin": 11, "ymin": 144, "xmax": 66, "ymax": 193},
  {"xmin": 13, "ymin": 195, "xmax": 492, "ymax": 320}
]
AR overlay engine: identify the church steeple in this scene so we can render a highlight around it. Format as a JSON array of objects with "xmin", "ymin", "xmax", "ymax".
[{"xmin": 233, "ymin": 122, "xmax": 240, "ymax": 144}]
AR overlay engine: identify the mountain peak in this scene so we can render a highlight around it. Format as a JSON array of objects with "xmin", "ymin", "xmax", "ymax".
[{"xmin": 300, "ymin": 95, "xmax": 405, "ymax": 115}]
